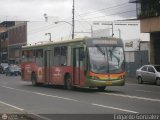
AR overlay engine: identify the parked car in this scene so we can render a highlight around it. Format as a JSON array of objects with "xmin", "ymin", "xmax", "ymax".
[
  {"xmin": 0, "ymin": 63, "xmax": 9, "ymax": 74},
  {"xmin": 136, "ymin": 65, "xmax": 160, "ymax": 85},
  {"xmin": 5, "ymin": 65, "xmax": 21, "ymax": 76},
  {"xmin": 0, "ymin": 65, "xmax": 4, "ymax": 74}
]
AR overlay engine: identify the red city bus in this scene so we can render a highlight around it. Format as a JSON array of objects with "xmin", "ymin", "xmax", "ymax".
[{"xmin": 21, "ymin": 37, "xmax": 126, "ymax": 90}]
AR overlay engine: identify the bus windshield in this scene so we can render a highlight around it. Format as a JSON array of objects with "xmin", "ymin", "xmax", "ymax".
[{"xmin": 89, "ymin": 46, "xmax": 125, "ymax": 74}]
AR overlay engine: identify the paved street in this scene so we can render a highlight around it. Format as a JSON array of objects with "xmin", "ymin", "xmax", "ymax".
[{"xmin": 0, "ymin": 74, "xmax": 160, "ymax": 120}]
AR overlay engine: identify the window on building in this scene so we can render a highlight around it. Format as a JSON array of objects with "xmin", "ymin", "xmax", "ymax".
[{"xmin": 139, "ymin": 0, "xmax": 160, "ymax": 18}]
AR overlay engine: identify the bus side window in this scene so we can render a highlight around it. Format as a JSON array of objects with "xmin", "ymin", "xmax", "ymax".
[
  {"xmin": 28, "ymin": 50, "xmax": 35, "ymax": 62},
  {"xmin": 54, "ymin": 47, "xmax": 61, "ymax": 66},
  {"xmin": 36, "ymin": 49, "xmax": 43, "ymax": 66},
  {"xmin": 79, "ymin": 48, "xmax": 85, "ymax": 67},
  {"xmin": 22, "ymin": 51, "xmax": 27, "ymax": 62},
  {"xmin": 61, "ymin": 46, "xmax": 67, "ymax": 66},
  {"xmin": 22, "ymin": 50, "xmax": 30, "ymax": 62}
]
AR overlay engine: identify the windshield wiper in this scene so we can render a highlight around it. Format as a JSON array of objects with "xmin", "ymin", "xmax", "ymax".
[{"xmin": 95, "ymin": 45, "xmax": 105, "ymax": 55}]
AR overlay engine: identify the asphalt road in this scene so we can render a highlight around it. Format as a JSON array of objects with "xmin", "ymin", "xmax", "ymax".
[{"xmin": 0, "ymin": 74, "xmax": 160, "ymax": 120}]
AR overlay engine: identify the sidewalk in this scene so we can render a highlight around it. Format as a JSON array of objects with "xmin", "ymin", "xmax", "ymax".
[
  {"xmin": 0, "ymin": 102, "xmax": 40, "ymax": 120},
  {"xmin": 0, "ymin": 103, "xmax": 24, "ymax": 114}
]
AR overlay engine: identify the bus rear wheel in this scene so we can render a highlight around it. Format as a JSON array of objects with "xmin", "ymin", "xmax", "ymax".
[
  {"xmin": 97, "ymin": 86, "xmax": 106, "ymax": 91},
  {"xmin": 31, "ymin": 73, "xmax": 38, "ymax": 86},
  {"xmin": 65, "ymin": 75, "xmax": 73, "ymax": 90}
]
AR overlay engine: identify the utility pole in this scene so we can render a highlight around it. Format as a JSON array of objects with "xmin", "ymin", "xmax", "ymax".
[
  {"xmin": 0, "ymin": 33, "xmax": 1, "ymax": 64},
  {"xmin": 112, "ymin": 22, "xmax": 114, "ymax": 37},
  {"xmin": 91, "ymin": 25, "xmax": 93, "ymax": 37},
  {"xmin": 72, "ymin": 0, "xmax": 75, "ymax": 39},
  {"xmin": 45, "ymin": 33, "xmax": 52, "ymax": 41}
]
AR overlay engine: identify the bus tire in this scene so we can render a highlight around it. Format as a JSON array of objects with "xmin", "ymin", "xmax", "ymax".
[
  {"xmin": 65, "ymin": 75, "xmax": 73, "ymax": 90},
  {"xmin": 31, "ymin": 73, "xmax": 38, "ymax": 86},
  {"xmin": 97, "ymin": 86, "xmax": 106, "ymax": 91}
]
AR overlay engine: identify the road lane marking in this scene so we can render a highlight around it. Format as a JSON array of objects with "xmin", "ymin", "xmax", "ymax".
[
  {"xmin": 1, "ymin": 86, "xmax": 15, "ymax": 90},
  {"xmin": 33, "ymin": 92, "xmax": 79, "ymax": 102},
  {"xmin": 2, "ymin": 82, "xmax": 8, "ymax": 84},
  {"xmin": 0, "ymin": 85, "xmax": 31, "ymax": 93},
  {"xmin": 126, "ymin": 83, "xmax": 160, "ymax": 88},
  {"xmin": 0, "ymin": 101, "xmax": 24, "ymax": 111},
  {"xmin": 92, "ymin": 103, "xmax": 138, "ymax": 113},
  {"xmin": 0, "ymin": 85, "xmax": 79, "ymax": 102},
  {"xmin": 125, "ymin": 83, "xmax": 138, "ymax": 85},
  {"xmin": 136, "ymin": 90, "xmax": 152, "ymax": 93},
  {"xmin": 100, "ymin": 93, "xmax": 160, "ymax": 102},
  {"xmin": 0, "ymin": 85, "xmax": 139, "ymax": 113}
]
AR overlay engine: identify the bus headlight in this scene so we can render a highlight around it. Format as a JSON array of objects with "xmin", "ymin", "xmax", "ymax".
[
  {"xmin": 89, "ymin": 75, "xmax": 99, "ymax": 80},
  {"xmin": 119, "ymin": 75, "xmax": 125, "ymax": 79}
]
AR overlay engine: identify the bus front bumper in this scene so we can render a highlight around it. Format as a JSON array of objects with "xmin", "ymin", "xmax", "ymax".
[{"xmin": 86, "ymin": 79, "xmax": 125, "ymax": 87}]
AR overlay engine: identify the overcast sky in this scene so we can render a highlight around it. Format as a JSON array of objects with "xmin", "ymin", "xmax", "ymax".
[{"xmin": 0, "ymin": 0, "xmax": 136, "ymax": 22}]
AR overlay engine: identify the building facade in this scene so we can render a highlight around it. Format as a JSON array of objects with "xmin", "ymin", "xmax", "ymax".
[
  {"xmin": 0, "ymin": 21, "xmax": 15, "ymax": 63},
  {"xmin": 92, "ymin": 20, "xmax": 150, "ymax": 41},
  {"xmin": 0, "ymin": 21, "xmax": 27, "ymax": 64},
  {"xmin": 124, "ymin": 39, "xmax": 150, "ymax": 76},
  {"xmin": 130, "ymin": 0, "xmax": 160, "ymax": 64}
]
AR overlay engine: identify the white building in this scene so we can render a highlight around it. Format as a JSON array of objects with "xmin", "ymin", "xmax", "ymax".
[{"xmin": 92, "ymin": 20, "xmax": 150, "ymax": 41}]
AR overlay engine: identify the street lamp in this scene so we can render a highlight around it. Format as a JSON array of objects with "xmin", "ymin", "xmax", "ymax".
[
  {"xmin": 55, "ymin": 21, "xmax": 74, "ymax": 39},
  {"xmin": 55, "ymin": 21, "xmax": 72, "ymax": 26},
  {"xmin": 44, "ymin": 0, "xmax": 75, "ymax": 39},
  {"xmin": 44, "ymin": 13, "xmax": 48, "ymax": 22},
  {"xmin": 106, "ymin": 22, "xmax": 114, "ymax": 37},
  {"xmin": 45, "ymin": 33, "xmax": 51, "ymax": 41},
  {"xmin": 54, "ymin": 0, "xmax": 75, "ymax": 39}
]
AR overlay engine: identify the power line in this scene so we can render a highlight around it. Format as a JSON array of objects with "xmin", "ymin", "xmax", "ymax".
[
  {"xmin": 74, "ymin": 11, "xmax": 92, "ymax": 32},
  {"xmin": 77, "ymin": 2, "xmax": 129, "ymax": 17},
  {"xmin": 77, "ymin": 4, "xmax": 133, "ymax": 18},
  {"xmin": 75, "ymin": 10, "xmax": 100, "ymax": 31},
  {"xmin": 76, "ymin": 9, "xmax": 136, "ymax": 21}
]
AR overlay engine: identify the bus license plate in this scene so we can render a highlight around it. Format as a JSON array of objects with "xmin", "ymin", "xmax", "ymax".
[{"xmin": 106, "ymin": 81, "xmax": 112, "ymax": 85}]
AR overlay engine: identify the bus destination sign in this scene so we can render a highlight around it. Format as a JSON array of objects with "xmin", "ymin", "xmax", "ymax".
[{"xmin": 93, "ymin": 40, "xmax": 118, "ymax": 45}]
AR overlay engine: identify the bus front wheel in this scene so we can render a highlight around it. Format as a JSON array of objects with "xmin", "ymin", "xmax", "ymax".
[{"xmin": 97, "ymin": 86, "xmax": 106, "ymax": 91}]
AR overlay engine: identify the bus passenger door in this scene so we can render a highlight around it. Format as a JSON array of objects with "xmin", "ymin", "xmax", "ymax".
[
  {"xmin": 73, "ymin": 48, "xmax": 85, "ymax": 85},
  {"xmin": 45, "ymin": 50, "xmax": 52, "ymax": 84}
]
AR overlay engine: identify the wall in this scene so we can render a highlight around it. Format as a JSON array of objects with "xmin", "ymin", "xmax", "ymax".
[
  {"xmin": 150, "ymin": 32, "xmax": 160, "ymax": 64},
  {"xmin": 8, "ymin": 22, "xmax": 27, "ymax": 64},
  {"xmin": 141, "ymin": 17, "xmax": 160, "ymax": 33},
  {"xmin": 125, "ymin": 51, "xmax": 149, "ymax": 77},
  {"xmin": 92, "ymin": 20, "xmax": 150, "ymax": 41},
  {"xmin": 124, "ymin": 40, "xmax": 150, "ymax": 77}
]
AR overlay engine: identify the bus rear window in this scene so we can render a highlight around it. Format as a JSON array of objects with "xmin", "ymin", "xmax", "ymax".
[{"xmin": 22, "ymin": 49, "xmax": 43, "ymax": 64}]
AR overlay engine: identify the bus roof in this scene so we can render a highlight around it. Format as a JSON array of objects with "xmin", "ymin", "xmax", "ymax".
[{"xmin": 22, "ymin": 37, "xmax": 122, "ymax": 49}]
